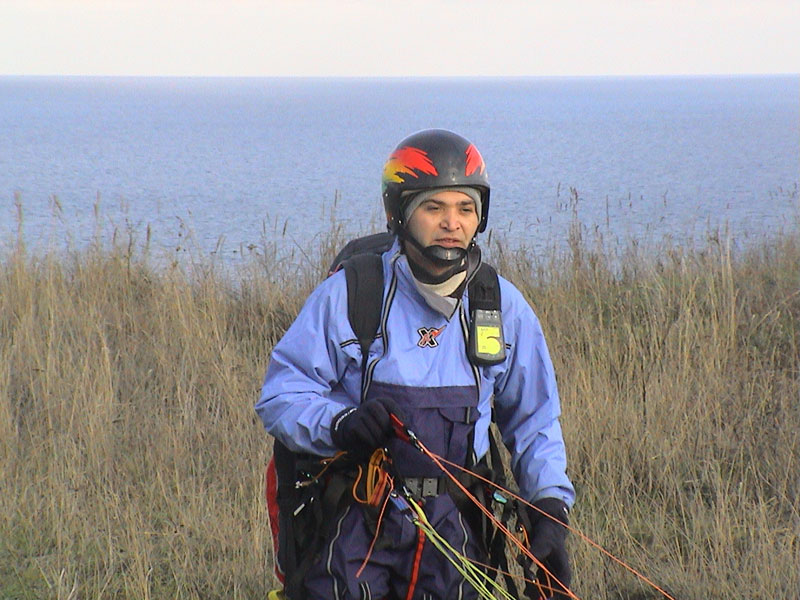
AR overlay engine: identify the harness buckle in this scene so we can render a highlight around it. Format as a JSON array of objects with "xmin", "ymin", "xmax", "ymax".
[{"xmin": 405, "ymin": 477, "xmax": 444, "ymax": 498}]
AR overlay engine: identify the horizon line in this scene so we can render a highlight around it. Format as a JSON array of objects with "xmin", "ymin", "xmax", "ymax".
[{"xmin": 1, "ymin": 71, "xmax": 798, "ymax": 80}]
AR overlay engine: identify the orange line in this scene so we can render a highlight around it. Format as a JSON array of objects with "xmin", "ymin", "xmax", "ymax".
[{"xmin": 355, "ymin": 474, "xmax": 395, "ymax": 579}]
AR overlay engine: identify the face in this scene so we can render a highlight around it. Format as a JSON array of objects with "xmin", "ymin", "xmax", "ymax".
[{"xmin": 405, "ymin": 190, "xmax": 480, "ymax": 273}]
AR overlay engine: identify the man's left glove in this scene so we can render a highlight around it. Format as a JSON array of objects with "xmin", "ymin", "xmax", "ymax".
[{"xmin": 523, "ymin": 497, "xmax": 572, "ymax": 599}]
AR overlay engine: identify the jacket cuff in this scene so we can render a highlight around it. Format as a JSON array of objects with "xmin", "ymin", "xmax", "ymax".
[{"xmin": 330, "ymin": 407, "xmax": 357, "ymax": 448}]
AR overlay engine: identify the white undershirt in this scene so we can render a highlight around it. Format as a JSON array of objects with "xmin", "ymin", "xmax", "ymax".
[{"xmin": 409, "ymin": 268, "xmax": 466, "ymax": 319}]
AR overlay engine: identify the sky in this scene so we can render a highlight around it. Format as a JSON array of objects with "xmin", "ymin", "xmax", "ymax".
[{"xmin": 0, "ymin": 0, "xmax": 798, "ymax": 77}]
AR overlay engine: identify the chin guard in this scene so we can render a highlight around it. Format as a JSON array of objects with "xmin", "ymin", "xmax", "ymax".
[{"xmin": 422, "ymin": 244, "xmax": 467, "ymax": 267}]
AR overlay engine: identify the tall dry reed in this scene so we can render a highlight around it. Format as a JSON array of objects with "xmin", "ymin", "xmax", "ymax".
[{"xmin": 1, "ymin": 221, "xmax": 798, "ymax": 599}]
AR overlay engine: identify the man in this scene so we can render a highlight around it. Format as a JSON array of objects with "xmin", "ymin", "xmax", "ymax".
[{"xmin": 256, "ymin": 129, "xmax": 575, "ymax": 600}]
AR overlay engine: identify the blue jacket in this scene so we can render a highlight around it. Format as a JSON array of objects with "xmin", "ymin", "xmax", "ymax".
[{"xmin": 256, "ymin": 239, "xmax": 575, "ymax": 506}]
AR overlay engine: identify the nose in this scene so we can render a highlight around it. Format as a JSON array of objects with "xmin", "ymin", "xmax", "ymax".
[{"xmin": 440, "ymin": 207, "xmax": 460, "ymax": 230}]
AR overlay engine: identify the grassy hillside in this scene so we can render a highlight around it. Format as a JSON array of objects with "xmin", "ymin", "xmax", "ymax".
[{"xmin": 1, "ymin": 224, "xmax": 798, "ymax": 599}]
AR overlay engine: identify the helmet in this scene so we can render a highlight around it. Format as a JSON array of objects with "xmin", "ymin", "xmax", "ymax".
[{"xmin": 382, "ymin": 129, "xmax": 490, "ymax": 234}]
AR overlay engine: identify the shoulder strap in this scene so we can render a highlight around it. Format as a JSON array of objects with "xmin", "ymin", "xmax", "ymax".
[
  {"xmin": 342, "ymin": 252, "xmax": 384, "ymax": 382},
  {"xmin": 339, "ymin": 242, "xmax": 501, "ymax": 367},
  {"xmin": 329, "ymin": 232, "xmax": 394, "ymax": 275},
  {"xmin": 342, "ymin": 253, "xmax": 501, "ymax": 382},
  {"xmin": 467, "ymin": 262, "xmax": 501, "ymax": 311}
]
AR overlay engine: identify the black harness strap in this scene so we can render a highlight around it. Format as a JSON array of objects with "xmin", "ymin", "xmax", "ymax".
[
  {"xmin": 468, "ymin": 262, "xmax": 501, "ymax": 312},
  {"xmin": 343, "ymin": 252, "xmax": 385, "ymax": 386}
]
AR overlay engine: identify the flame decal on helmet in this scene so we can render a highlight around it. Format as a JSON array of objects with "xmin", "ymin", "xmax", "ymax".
[
  {"xmin": 464, "ymin": 144, "xmax": 486, "ymax": 177},
  {"xmin": 382, "ymin": 146, "xmax": 438, "ymax": 185}
]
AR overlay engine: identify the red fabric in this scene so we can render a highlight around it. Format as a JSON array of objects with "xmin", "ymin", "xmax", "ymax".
[{"xmin": 265, "ymin": 458, "xmax": 285, "ymax": 583}]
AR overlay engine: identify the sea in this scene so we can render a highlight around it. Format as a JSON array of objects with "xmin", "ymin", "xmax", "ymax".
[{"xmin": 1, "ymin": 75, "xmax": 798, "ymax": 264}]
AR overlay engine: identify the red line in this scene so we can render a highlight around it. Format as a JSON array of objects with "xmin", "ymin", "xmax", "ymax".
[{"xmin": 405, "ymin": 527, "xmax": 426, "ymax": 600}]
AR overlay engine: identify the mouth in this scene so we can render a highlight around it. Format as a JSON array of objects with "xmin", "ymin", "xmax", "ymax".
[{"xmin": 434, "ymin": 238, "xmax": 464, "ymax": 248}]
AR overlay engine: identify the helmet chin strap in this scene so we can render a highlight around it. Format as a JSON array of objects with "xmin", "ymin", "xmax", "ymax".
[{"xmin": 402, "ymin": 230, "xmax": 471, "ymax": 284}]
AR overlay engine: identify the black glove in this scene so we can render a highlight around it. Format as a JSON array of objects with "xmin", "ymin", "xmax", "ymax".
[
  {"xmin": 330, "ymin": 398, "xmax": 403, "ymax": 456},
  {"xmin": 523, "ymin": 497, "xmax": 572, "ymax": 599}
]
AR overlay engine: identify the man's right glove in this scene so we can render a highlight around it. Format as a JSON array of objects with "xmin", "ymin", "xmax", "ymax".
[
  {"xmin": 330, "ymin": 398, "xmax": 403, "ymax": 457},
  {"xmin": 523, "ymin": 497, "xmax": 572, "ymax": 599}
]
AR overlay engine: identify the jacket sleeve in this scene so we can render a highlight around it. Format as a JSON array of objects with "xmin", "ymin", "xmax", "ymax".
[
  {"xmin": 255, "ymin": 272, "xmax": 355, "ymax": 456},
  {"xmin": 492, "ymin": 281, "xmax": 576, "ymax": 508}
]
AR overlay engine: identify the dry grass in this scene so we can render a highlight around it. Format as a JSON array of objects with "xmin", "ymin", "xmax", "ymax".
[{"xmin": 1, "ymin": 220, "xmax": 798, "ymax": 599}]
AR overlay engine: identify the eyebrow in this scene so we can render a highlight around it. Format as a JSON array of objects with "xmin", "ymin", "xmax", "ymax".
[{"xmin": 422, "ymin": 198, "xmax": 476, "ymax": 207}]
